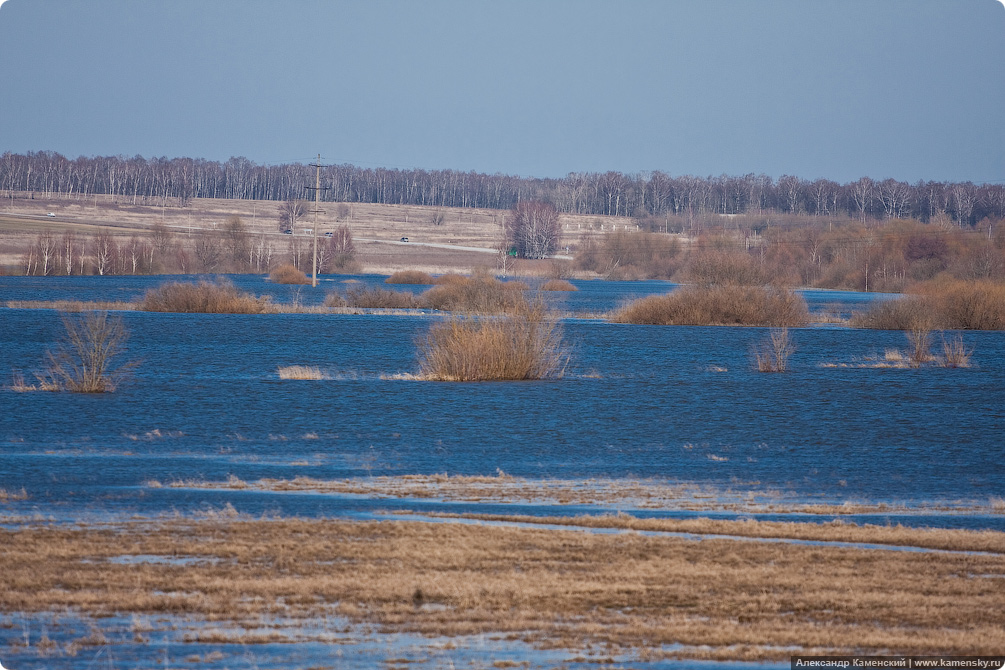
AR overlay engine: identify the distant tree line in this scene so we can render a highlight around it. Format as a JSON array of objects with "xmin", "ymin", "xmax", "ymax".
[{"xmin": 4, "ymin": 150, "xmax": 1004, "ymax": 226}]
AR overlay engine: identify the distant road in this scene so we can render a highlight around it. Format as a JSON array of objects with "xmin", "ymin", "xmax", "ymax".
[{"xmin": 356, "ymin": 237, "xmax": 497, "ymax": 254}]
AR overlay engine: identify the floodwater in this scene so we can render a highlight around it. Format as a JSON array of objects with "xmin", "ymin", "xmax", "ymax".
[{"xmin": 1, "ymin": 274, "xmax": 1003, "ymax": 669}]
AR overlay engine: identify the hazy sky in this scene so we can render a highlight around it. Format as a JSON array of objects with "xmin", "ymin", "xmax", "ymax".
[{"xmin": 1, "ymin": 0, "xmax": 1002, "ymax": 183}]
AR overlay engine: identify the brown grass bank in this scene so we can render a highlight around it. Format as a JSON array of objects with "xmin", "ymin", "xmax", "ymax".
[
  {"xmin": 1, "ymin": 516, "xmax": 1002, "ymax": 660},
  {"xmin": 613, "ymin": 285, "xmax": 809, "ymax": 327}
]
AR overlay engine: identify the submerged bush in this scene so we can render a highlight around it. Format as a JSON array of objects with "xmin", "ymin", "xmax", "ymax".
[
  {"xmin": 612, "ymin": 285, "xmax": 809, "ymax": 327},
  {"xmin": 326, "ymin": 286, "xmax": 420, "ymax": 309},
  {"xmin": 269, "ymin": 264, "xmax": 310, "ymax": 285},
  {"xmin": 541, "ymin": 279, "xmax": 578, "ymax": 292},
  {"xmin": 753, "ymin": 327, "xmax": 795, "ymax": 372},
  {"xmin": 141, "ymin": 279, "xmax": 271, "ymax": 314},
  {"xmin": 420, "ymin": 270, "xmax": 527, "ymax": 313},
  {"xmin": 417, "ymin": 303, "xmax": 570, "ymax": 381},
  {"xmin": 38, "ymin": 311, "xmax": 136, "ymax": 392},
  {"xmin": 386, "ymin": 270, "xmax": 434, "ymax": 284}
]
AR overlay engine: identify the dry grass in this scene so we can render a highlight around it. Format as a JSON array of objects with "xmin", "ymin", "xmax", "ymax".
[
  {"xmin": 276, "ymin": 365, "xmax": 328, "ymax": 380},
  {"xmin": 1, "ymin": 515, "xmax": 1003, "ymax": 660},
  {"xmin": 268, "ymin": 263, "xmax": 310, "ymax": 284},
  {"xmin": 540, "ymin": 278, "xmax": 577, "ymax": 291},
  {"xmin": 613, "ymin": 285, "xmax": 809, "ymax": 327},
  {"xmin": 140, "ymin": 278, "xmax": 272, "ymax": 313},
  {"xmin": 417, "ymin": 303, "xmax": 569, "ymax": 381},
  {"xmin": 171, "ymin": 473, "xmax": 1004, "ymax": 517},
  {"xmin": 754, "ymin": 327, "xmax": 795, "ymax": 372},
  {"xmin": 385, "ymin": 270, "xmax": 434, "ymax": 284},
  {"xmin": 0, "ymin": 487, "xmax": 29, "ymax": 502},
  {"xmin": 5, "ymin": 300, "xmax": 136, "ymax": 311}
]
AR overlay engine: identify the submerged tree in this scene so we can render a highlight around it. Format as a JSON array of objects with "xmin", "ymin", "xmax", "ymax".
[{"xmin": 39, "ymin": 311, "xmax": 136, "ymax": 392}]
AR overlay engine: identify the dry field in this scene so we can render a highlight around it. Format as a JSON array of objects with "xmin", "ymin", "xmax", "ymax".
[
  {"xmin": 1, "ymin": 194, "xmax": 636, "ymax": 275},
  {"xmin": 1, "ymin": 514, "xmax": 1003, "ymax": 662}
]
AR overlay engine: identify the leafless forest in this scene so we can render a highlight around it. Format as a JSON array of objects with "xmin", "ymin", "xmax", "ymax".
[{"xmin": 4, "ymin": 151, "xmax": 1003, "ymax": 225}]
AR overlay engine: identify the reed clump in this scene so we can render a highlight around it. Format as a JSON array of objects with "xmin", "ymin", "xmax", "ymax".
[
  {"xmin": 268, "ymin": 263, "xmax": 310, "ymax": 285},
  {"xmin": 417, "ymin": 302, "xmax": 569, "ymax": 381},
  {"xmin": 385, "ymin": 270, "xmax": 434, "ymax": 284},
  {"xmin": 140, "ymin": 279, "xmax": 271, "ymax": 314},
  {"xmin": 420, "ymin": 270, "xmax": 528, "ymax": 313},
  {"xmin": 326, "ymin": 286, "xmax": 420, "ymax": 309},
  {"xmin": 541, "ymin": 279, "xmax": 577, "ymax": 292},
  {"xmin": 276, "ymin": 365, "xmax": 329, "ymax": 380},
  {"xmin": 613, "ymin": 285, "xmax": 809, "ymax": 327}
]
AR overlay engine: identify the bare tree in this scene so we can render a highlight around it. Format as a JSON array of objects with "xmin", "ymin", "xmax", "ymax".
[
  {"xmin": 223, "ymin": 215, "xmax": 250, "ymax": 270},
  {"xmin": 278, "ymin": 199, "xmax": 307, "ymax": 234},
  {"xmin": 60, "ymin": 231, "xmax": 78, "ymax": 275},
  {"xmin": 92, "ymin": 231, "xmax": 115, "ymax": 275},
  {"xmin": 193, "ymin": 233, "xmax": 223, "ymax": 272},
  {"xmin": 35, "ymin": 231, "xmax": 57, "ymax": 276},
  {"xmin": 506, "ymin": 201, "xmax": 560, "ymax": 259}
]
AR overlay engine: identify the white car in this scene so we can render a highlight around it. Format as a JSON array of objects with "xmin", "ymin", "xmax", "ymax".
[{"xmin": 46, "ymin": 212, "xmax": 55, "ymax": 217}]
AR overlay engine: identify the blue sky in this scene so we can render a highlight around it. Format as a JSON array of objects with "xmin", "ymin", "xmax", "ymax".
[{"xmin": 0, "ymin": 0, "xmax": 1002, "ymax": 183}]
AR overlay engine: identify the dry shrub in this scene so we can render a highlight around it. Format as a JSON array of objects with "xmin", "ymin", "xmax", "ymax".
[
  {"xmin": 277, "ymin": 365, "xmax": 328, "ymax": 380},
  {"xmin": 574, "ymin": 231, "xmax": 681, "ymax": 279},
  {"xmin": 684, "ymin": 248, "xmax": 769, "ymax": 286},
  {"xmin": 754, "ymin": 327, "xmax": 795, "ymax": 372},
  {"xmin": 141, "ymin": 279, "xmax": 271, "ymax": 314},
  {"xmin": 540, "ymin": 279, "xmax": 577, "ymax": 292},
  {"xmin": 385, "ymin": 270, "xmax": 434, "ymax": 284},
  {"xmin": 433, "ymin": 273, "xmax": 468, "ymax": 285},
  {"xmin": 39, "ymin": 311, "xmax": 136, "ymax": 392},
  {"xmin": 420, "ymin": 270, "xmax": 528, "ymax": 313},
  {"xmin": 268, "ymin": 264, "xmax": 310, "ymax": 285},
  {"xmin": 326, "ymin": 286, "xmax": 419, "ymax": 309},
  {"xmin": 916, "ymin": 279, "xmax": 1005, "ymax": 330},
  {"xmin": 613, "ymin": 285, "xmax": 809, "ymax": 327},
  {"xmin": 940, "ymin": 332, "xmax": 973, "ymax": 368},
  {"xmin": 417, "ymin": 303, "xmax": 569, "ymax": 381},
  {"xmin": 850, "ymin": 296, "xmax": 927, "ymax": 330},
  {"xmin": 853, "ymin": 280, "xmax": 1005, "ymax": 331},
  {"xmin": 906, "ymin": 323, "xmax": 934, "ymax": 366}
]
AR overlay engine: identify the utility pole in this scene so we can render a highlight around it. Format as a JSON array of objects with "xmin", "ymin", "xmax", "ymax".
[{"xmin": 304, "ymin": 154, "xmax": 329, "ymax": 287}]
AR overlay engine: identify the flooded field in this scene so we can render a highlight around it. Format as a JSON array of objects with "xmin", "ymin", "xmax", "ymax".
[{"xmin": 1, "ymin": 274, "xmax": 1003, "ymax": 669}]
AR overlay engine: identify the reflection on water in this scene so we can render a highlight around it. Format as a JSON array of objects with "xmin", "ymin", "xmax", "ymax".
[{"xmin": 1, "ymin": 275, "xmax": 1003, "ymax": 529}]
